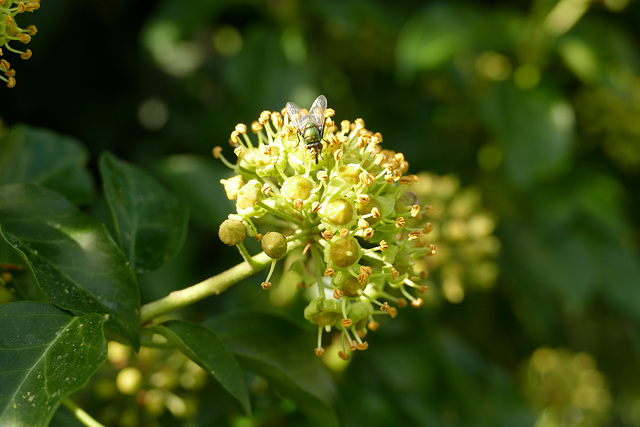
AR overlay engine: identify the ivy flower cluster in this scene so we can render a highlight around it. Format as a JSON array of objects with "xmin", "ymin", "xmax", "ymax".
[
  {"xmin": 0, "ymin": 0, "xmax": 40, "ymax": 88},
  {"xmin": 214, "ymin": 98, "xmax": 436, "ymax": 360}
]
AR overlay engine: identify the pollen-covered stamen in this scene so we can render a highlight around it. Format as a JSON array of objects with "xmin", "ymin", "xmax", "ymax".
[
  {"xmin": 395, "ymin": 217, "xmax": 406, "ymax": 228},
  {"xmin": 333, "ymin": 288, "xmax": 343, "ymax": 299},
  {"xmin": 362, "ymin": 228, "xmax": 374, "ymax": 239},
  {"xmin": 411, "ymin": 204, "xmax": 421, "ymax": 217},
  {"xmin": 355, "ymin": 340, "xmax": 369, "ymax": 351},
  {"xmin": 324, "ymin": 267, "xmax": 335, "ymax": 276},
  {"xmin": 426, "ymin": 243, "xmax": 437, "ymax": 255},
  {"xmin": 339, "ymin": 228, "xmax": 350, "ymax": 238},
  {"xmin": 423, "ymin": 222, "xmax": 434, "ymax": 234},
  {"xmin": 229, "ymin": 130, "xmax": 242, "ymax": 147},
  {"xmin": 391, "ymin": 268, "xmax": 400, "ymax": 279},
  {"xmin": 408, "ymin": 230, "xmax": 421, "ymax": 240},
  {"xmin": 271, "ymin": 111, "xmax": 283, "ymax": 128},
  {"xmin": 356, "ymin": 194, "xmax": 370, "ymax": 205},
  {"xmin": 357, "ymin": 266, "xmax": 372, "ymax": 285},
  {"xmin": 399, "ymin": 176, "xmax": 416, "ymax": 185},
  {"xmin": 261, "ymin": 281, "xmax": 272, "ymax": 290},
  {"xmin": 258, "ymin": 110, "xmax": 270, "ymax": 125},
  {"xmin": 359, "ymin": 172, "xmax": 376, "ymax": 187},
  {"xmin": 321, "ymin": 229, "xmax": 334, "ymax": 240},
  {"xmin": 379, "ymin": 240, "xmax": 388, "ymax": 251}
]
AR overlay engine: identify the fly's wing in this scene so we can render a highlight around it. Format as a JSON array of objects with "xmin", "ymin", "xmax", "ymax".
[
  {"xmin": 308, "ymin": 95, "xmax": 327, "ymax": 134},
  {"xmin": 286, "ymin": 101, "xmax": 304, "ymax": 131}
]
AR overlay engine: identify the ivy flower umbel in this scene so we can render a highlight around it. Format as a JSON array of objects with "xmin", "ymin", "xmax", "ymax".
[
  {"xmin": 0, "ymin": 0, "xmax": 40, "ymax": 88},
  {"xmin": 215, "ymin": 96, "xmax": 436, "ymax": 360}
]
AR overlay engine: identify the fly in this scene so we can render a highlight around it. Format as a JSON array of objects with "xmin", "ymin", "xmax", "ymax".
[{"xmin": 285, "ymin": 95, "xmax": 328, "ymax": 163}]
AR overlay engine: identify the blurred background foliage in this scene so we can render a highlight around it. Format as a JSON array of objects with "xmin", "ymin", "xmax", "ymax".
[{"xmin": 2, "ymin": 0, "xmax": 640, "ymax": 425}]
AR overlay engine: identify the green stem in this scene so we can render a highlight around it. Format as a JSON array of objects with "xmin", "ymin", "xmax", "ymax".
[
  {"xmin": 62, "ymin": 399, "xmax": 105, "ymax": 427},
  {"xmin": 236, "ymin": 242, "xmax": 259, "ymax": 268},
  {"xmin": 139, "ymin": 239, "xmax": 305, "ymax": 324}
]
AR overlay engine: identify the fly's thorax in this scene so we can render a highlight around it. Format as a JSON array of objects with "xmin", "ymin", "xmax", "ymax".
[{"xmin": 303, "ymin": 122, "xmax": 321, "ymax": 143}]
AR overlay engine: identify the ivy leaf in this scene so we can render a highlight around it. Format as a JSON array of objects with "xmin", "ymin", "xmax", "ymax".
[
  {"xmin": 0, "ymin": 302, "xmax": 107, "ymax": 426},
  {"xmin": 0, "ymin": 183, "xmax": 140, "ymax": 348},
  {"xmin": 154, "ymin": 320, "xmax": 251, "ymax": 415},
  {"xmin": 0, "ymin": 125, "xmax": 95, "ymax": 205},
  {"xmin": 203, "ymin": 310, "xmax": 338, "ymax": 427},
  {"xmin": 99, "ymin": 152, "xmax": 189, "ymax": 275}
]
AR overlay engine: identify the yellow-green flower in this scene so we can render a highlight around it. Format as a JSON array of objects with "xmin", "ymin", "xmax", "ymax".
[
  {"xmin": 214, "ymin": 97, "xmax": 436, "ymax": 359},
  {"xmin": 0, "ymin": 0, "xmax": 41, "ymax": 88}
]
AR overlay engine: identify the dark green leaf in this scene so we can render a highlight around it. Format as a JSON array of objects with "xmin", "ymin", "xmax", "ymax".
[
  {"xmin": 478, "ymin": 83, "xmax": 575, "ymax": 186},
  {"xmin": 0, "ymin": 302, "xmax": 107, "ymax": 426},
  {"xmin": 155, "ymin": 320, "xmax": 251, "ymax": 415},
  {"xmin": 396, "ymin": 3, "xmax": 480, "ymax": 78},
  {"xmin": 0, "ymin": 125, "xmax": 95, "ymax": 205},
  {"xmin": 99, "ymin": 152, "xmax": 189, "ymax": 275},
  {"xmin": 203, "ymin": 310, "xmax": 338, "ymax": 427},
  {"xmin": 0, "ymin": 183, "xmax": 140, "ymax": 348},
  {"xmin": 154, "ymin": 154, "xmax": 233, "ymax": 229}
]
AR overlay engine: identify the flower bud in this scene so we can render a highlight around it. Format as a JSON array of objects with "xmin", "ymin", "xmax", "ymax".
[
  {"xmin": 348, "ymin": 301, "xmax": 374, "ymax": 328},
  {"xmin": 218, "ymin": 219, "xmax": 246, "ymax": 246},
  {"xmin": 304, "ymin": 297, "xmax": 341, "ymax": 327},
  {"xmin": 395, "ymin": 190, "xmax": 418, "ymax": 213},
  {"xmin": 325, "ymin": 236, "xmax": 361, "ymax": 268},
  {"xmin": 393, "ymin": 249, "xmax": 414, "ymax": 275},
  {"xmin": 357, "ymin": 197, "xmax": 381, "ymax": 225},
  {"xmin": 261, "ymin": 231, "xmax": 287, "ymax": 259},
  {"xmin": 281, "ymin": 175, "xmax": 314, "ymax": 201},
  {"xmin": 320, "ymin": 198, "xmax": 354, "ymax": 226},
  {"xmin": 338, "ymin": 164, "xmax": 361, "ymax": 185},
  {"xmin": 332, "ymin": 270, "xmax": 365, "ymax": 298}
]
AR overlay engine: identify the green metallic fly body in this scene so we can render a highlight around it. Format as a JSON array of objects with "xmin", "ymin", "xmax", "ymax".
[{"xmin": 286, "ymin": 95, "xmax": 328, "ymax": 163}]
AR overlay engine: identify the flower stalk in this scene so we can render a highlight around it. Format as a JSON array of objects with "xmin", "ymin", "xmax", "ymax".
[{"xmin": 139, "ymin": 238, "xmax": 305, "ymax": 324}]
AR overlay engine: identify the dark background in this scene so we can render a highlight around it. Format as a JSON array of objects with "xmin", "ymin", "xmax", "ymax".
[{"xmin": 3, "ymin": 0, "xmax": 640, "ymax": 425}]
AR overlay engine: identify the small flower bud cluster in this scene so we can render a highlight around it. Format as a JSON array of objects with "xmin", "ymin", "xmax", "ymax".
[
  {"xmin": 215, "ymin": 100, "xmax": 435, "ymax": 359},
  {"xmin": 410, "ymin": 173, "xmax": 500, "ymax": 303},
  {"xmin": 0, "ymin": 0, "xmax": 40, "ymax": 87}
]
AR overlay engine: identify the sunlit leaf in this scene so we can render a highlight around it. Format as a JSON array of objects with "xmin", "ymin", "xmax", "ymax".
[
  {"xmin": 0, "ymin": 302, "xmax": 106, "ymax": 426},
  {"xmin": 0, "ymin": 183, "xmax": 140, "ymax": 348}
]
